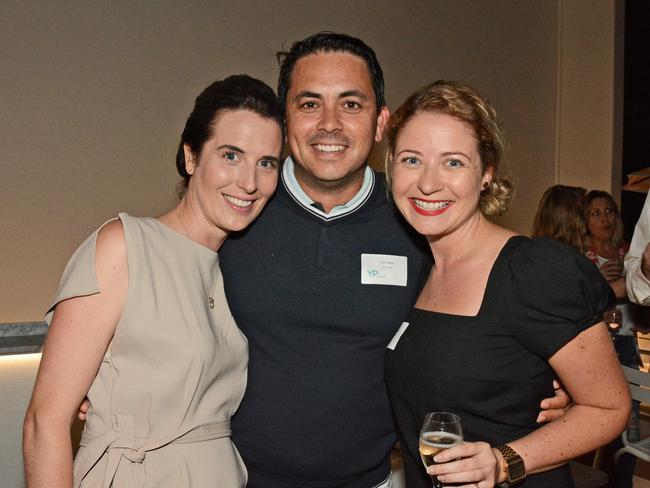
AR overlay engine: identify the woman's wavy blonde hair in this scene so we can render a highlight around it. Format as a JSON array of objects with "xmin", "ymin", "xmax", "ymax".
[{"xmin": 384, "ymin": 80, "xmax": 514, "ymax": 217}]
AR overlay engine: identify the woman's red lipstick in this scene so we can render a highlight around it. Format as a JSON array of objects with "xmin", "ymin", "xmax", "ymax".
[{"xmin": 409, "ymin": 198, "xmax": 453, "ymax": 216}]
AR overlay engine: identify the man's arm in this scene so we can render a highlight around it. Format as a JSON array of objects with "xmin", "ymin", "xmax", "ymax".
[{"xmin": 625, "ymin": 191, "xmax": 650, "ymax": 305}]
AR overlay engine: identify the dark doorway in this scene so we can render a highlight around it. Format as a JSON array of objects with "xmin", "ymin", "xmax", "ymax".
[{"xmin": 621, "ymin": 0, "xmax": 650, "ymax": 241}]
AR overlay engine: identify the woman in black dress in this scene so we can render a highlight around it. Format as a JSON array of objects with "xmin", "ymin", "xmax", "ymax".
[{"xmin": 383, "ymin": 81, "xmax": 630, "ymax": 487}]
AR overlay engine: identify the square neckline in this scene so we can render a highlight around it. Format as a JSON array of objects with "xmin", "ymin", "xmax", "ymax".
[{"xmin": 412, "ymin": 235, "xmax": 526, "ymax": 319}]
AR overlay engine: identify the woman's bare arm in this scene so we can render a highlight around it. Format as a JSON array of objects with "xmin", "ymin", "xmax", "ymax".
[
  {"xmin": 428, "ymin": 322, "xmax": 630, "ymax": 486},
  {"xmin": 23, "ymin": 221, "xmax": 128, "ymax": 487}
]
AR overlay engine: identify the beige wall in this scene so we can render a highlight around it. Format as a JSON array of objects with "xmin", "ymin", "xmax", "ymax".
[
  {"xmin": 555, "ymin": 0, "xmax": 624, "ymax": 197},
  {"xmin": 0, "ymin": 1, "xmax": 623, "ymax": 485},
  {"xmin": 1, "ymin": 0, "xmax": 622, "ymax": 323}
]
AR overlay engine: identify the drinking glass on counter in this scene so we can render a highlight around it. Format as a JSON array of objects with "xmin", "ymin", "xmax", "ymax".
[{"xmin": 419, "ymin": 412, "xmax": 463, "ymax": 488}]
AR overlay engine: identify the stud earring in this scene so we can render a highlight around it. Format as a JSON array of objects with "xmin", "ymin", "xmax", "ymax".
[{"xmin": 482, "ymin": 181, "xmax": 490, "ymax": 190}]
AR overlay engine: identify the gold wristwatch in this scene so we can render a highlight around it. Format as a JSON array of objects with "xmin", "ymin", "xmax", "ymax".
[{"xmin": 495, "ymin": 444, "xmax": 526, "ymax": 486}]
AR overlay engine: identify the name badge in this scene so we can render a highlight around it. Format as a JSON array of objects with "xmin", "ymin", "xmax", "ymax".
[
  {"xmin": 361, "ymin": 253, "xmax": 408, "ymax": 286},
  {"xmin": 387, "ymin": 322, "xmax": 409, "ymax": 350}
]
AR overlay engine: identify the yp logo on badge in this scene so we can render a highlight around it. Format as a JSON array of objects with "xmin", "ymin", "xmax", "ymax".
[{"xmin": 361, "ymin": 254, "xmax": 407, "ymax": 286}]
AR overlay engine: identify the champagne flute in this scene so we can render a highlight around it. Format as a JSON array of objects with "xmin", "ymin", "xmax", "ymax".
[{"xmin": 419, "ymin": 412, "xmax": 463, "ymax": 488}]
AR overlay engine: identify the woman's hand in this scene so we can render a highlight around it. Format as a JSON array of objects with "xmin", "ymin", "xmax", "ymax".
[
  {"xmin": 426, "ymin": 441, "xmax": 500, "ymax": 488},
  {"xmin": 599, "ymin": 259, "xmax": 623, "ymax": 282}
]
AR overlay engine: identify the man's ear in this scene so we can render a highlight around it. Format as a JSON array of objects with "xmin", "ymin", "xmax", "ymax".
[{"xmin": 374, "ymin": 106, "xmax": 390, "ymax": 143}]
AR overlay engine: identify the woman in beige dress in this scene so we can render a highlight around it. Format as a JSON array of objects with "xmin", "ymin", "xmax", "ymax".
[{"xmin": 23, "ymin": 75, "xmax": 283, "ymax": 487}]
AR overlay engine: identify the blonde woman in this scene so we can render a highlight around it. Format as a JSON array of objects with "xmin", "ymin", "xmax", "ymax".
[{"xmin": 384, "ymin": 81, "xmax": 630, "ymax": 487}]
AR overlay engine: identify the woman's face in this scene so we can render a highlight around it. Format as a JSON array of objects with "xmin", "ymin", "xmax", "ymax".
[
  {"xmin": 185, "ymin": 109, "xmax": 282, "ymax": 236},
  {"xmin": 390, "ymin": 112, "xmax": 491, "ymax": 239},
  {"xmin": 587, "ymin": 197, "xmax": 617, "ymax": 243}
]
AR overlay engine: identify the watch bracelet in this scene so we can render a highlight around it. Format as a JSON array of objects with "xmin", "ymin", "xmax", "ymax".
[{"xmin": 494, "ymin": 444, "xmax": 526, "ymax": 486}]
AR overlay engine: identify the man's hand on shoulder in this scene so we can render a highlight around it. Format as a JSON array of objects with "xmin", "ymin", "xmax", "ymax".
[
  {"xmin": 77, "ymin": 398, "xmax": 90, "ymax": 422},
  {"xmin": 536, "ymin": 380, "xmax": 571, "ymax": 423}
]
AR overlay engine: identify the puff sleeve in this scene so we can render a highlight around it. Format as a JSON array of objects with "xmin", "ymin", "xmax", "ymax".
[{"xmin": 506, "ymin": 237, "xmax": 615, "ymax": 359}]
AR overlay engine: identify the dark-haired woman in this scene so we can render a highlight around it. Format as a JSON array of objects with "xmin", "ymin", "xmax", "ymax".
[
  {"xmin": 531, "ymin": 184, "xmax": 588, "ymax": 251},
  {"xmin": 23, "ymin": 75, "xmax": 283, "ymax": 487},
  {"xmin": 383, "ymin": 81, "xmax": 630, "ymax": 487}
]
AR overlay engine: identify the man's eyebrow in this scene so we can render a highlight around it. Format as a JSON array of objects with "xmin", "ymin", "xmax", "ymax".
[
  {"xmin": 217, "ymin": 144, "xmax": 245, "ymax": 153},
  {"xmin": 292, "ymin": 90, "xmax": 369, "ymax": 101},
  {"xmin": 340, "ymin": 90, "xmax": 368, "ymax": 100},
  {"xmin": 293, "ymin": 91, "xmax": 322, "ymax": 100}
]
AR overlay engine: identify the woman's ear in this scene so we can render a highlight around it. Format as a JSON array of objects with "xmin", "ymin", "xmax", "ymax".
[
  {"xmin": 183, "ymin": 144, "xmax": 196, "ymax": 175},
  {"xmin": 481, "ymin": 166, "xmax": 495, "ymax": 189}
]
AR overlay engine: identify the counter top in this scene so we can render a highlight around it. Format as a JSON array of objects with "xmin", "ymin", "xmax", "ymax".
[{"xmin": 0, "ymin": 322, "xmax": 47, "ymax": 355}]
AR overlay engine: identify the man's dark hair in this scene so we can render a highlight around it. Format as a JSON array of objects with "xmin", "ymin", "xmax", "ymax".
[{"xmin": 276, "ymin": 31, "xmax": 386, "ymax": 112}]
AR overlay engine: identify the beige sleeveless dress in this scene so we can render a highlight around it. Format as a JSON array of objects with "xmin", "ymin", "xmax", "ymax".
[{"xmin": 46, "ymin": 213, "xmax": 248, "ymax": 487}]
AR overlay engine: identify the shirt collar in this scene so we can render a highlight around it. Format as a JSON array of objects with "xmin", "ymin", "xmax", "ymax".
[{"xmin": 281, "ymin": 156, "xmax": 375, "ymax": 220}]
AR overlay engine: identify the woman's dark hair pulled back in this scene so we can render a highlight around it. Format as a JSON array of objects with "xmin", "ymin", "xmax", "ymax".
[{"xmin": 176, "ymin": 74, "xmax": 283, "ymax": 195}]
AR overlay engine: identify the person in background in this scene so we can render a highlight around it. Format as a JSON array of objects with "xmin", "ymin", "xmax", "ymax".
[
  {"xmin": 531, "ymin": 184, "xmax": 588, "ymax": 251},
  {"xmin": 585, "ymin": 190, "xmax": 629, "ymax": 297},
  {"xmin": 585, "ymin": 189, "xmax": 640, "ymax": 488},
  {"xmin": 384, "ymin": 80, "xmax": 630, "ymax": 487},
  {"xmin": 626, "ymin": 190, "xmax": 650, "ymax": 304},
  {"xmin": 23, "ymin": 75, "xmax": 283, "ymax": 487}
]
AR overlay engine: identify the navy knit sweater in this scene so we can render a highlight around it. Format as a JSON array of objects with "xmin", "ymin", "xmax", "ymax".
[{"xmin": 220, "ymin": 169, "xmax": 431, "ymax": 488}]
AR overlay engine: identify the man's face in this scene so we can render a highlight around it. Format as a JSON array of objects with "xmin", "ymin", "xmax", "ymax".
[{"xmin": 285, "ymin": 52, "xmax": 389, "ymax": 193}]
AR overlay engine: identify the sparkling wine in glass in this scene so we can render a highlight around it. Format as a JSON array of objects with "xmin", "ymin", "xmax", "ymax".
[{"xmin": 419, "ymin": 412, "xmax": 463, "ymax": 488}]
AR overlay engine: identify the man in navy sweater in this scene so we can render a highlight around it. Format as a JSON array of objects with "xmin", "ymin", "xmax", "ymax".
[{"xmin": 219, "ymin": 32, "xmax": 430, "ymax": 488}]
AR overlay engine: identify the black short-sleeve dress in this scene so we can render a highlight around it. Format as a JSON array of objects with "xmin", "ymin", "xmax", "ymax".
[{"xmin": 384, "ymin": 236, "xmax": 614, "ymax": 488}]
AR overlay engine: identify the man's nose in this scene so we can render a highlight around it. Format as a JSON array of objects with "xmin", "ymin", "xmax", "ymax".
[{"xmin": 317, "ymin": 106, "xmax": 342, "ymax": 133}]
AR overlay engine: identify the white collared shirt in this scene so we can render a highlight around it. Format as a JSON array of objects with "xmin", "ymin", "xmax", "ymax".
[
  {"xmin": 281, "ymin": 156, "xmax": 375, "ymax": 221},
  {"xmin": 625, "ymin": 191, "xmax": 650, "ymax": 305}
]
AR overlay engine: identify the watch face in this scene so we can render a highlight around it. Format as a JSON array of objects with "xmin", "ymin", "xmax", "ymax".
[{"xmin": 509, "ymin": 459, "xmax": 526, "ymax": 481}]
